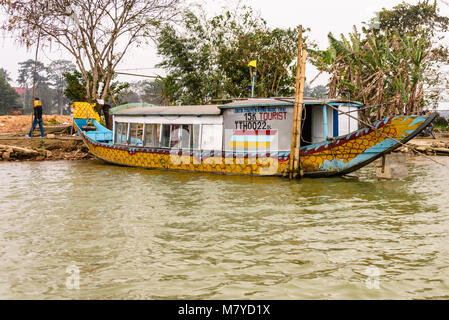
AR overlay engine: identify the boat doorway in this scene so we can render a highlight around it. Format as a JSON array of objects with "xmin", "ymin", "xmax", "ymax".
[{"xmin": 300, "ymin": 105, "xmax": 313, "ymax": 147}]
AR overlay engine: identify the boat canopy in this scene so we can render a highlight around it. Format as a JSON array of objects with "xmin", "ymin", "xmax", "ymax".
[
  {"xmin": 110, "ymin": 98, "xmax": 363, "ymax": 116},
  {"xmin": 110, "ymin": 102, "xmax": 155, "ymax": 114},
  {"xmin": 109, "ymin": 98, "xmax": 364, "ymax": 151},
  {"xmin": 112, "ymin": 104, "xmax": 222, "ymax": 116}
]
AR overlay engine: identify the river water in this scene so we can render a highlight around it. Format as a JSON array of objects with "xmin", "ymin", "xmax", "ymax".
[{"xmin": 0, "ymin": 158, "xmax": 449, "ymax": 299}]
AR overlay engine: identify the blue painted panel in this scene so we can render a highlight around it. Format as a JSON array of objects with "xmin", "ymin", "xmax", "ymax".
[
  {"xmin": 323, "ymin": 105, "xmax": 328, "ymax": 139},
  {"xmin": 333, "ymin": 109, "xmax": 339, "ymax": 137}
]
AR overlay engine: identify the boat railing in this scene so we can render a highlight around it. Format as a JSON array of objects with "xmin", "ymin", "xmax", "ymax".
[{"xmin": 86, "ymin": 131, "xmax": 113, "ymax": 142}]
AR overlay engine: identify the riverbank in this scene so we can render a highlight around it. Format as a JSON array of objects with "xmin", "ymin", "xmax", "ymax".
[
  {"xmin": 396, "ymin": 131, "xmax": 449, "ymax": 156},
  {"xmin": 0, "ymin": 134, "xmax": 93, "ymax": 162},
  {"xmin": 0, "ymin": 115, "xmax": 93, "ymax": 162}
]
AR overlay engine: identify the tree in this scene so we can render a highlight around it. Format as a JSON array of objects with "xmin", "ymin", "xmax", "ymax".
[
  {"xmin": 0, "ymin": 68, "xmax": 19, "ymax": 115},
  {"xmin": 63, "ymin": 69, "xmax": 130, "ymax": 106},
  {"xmin": 0, "ymin": 68, "xmax": 12, "ymax": 82},
  {"xmin": 17, "ymin": 59, "xmax": 53, "ymax": 114},
  {"xmin": 1, "ymin": 0, "xmax": 182, "ymax": 110},
  {"xmin": 310, "ymin": 28, "xmax": 429, "ymax": 120},
  {"xmin": 63, "ymin": 70, "xmax": 88, "ymax": 103},
  {"xmin": 48, "ymin": 60, "xmax": 76, "ymax": 114},
  {"xmin": 368, "ymin": 0, "xmax": 449, "ymax": 37},
  {"xmin": 156, "ymin": 6, "xmax": 311, "ymax": 104},
  {"xmin": 366, "ymin": 0, "xmax": 449, "ymax": 107},
  {"xmin": 120, "ymin": 80, "xmax": 165, "ymax": 105},
  {"xmin": 310, "ymin": 85, "xmax": 328, "ymax": 99}
]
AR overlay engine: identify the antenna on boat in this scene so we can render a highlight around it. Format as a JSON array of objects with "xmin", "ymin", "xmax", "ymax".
[{"xmin": 288, "ymin": 25, "xmax": 307, "ymax": 179}]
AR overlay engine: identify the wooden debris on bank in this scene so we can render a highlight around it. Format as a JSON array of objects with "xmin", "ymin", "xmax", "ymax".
[
  {"xmin": 0, "ymin": 136, "xmax": 92, "ymax": 162},
  {"xmin": 395, "ymin": 140, "xmax": 449, "ymax": 156}
]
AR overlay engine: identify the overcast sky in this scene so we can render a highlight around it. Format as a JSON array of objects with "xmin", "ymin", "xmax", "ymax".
[{"xmin": 1, "ymin": 0, "xmax": 446, "ymax": 87}]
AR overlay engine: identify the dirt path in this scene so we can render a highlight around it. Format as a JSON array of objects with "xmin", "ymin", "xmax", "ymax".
[{"xmin": 0, "ymin": 115, "xmax": 72, "ymax": 134}]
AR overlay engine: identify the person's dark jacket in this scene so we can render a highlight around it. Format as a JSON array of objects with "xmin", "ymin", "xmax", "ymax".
[{"xmin": 33, "ymin": 103, "xmax": 43, "ymax": 120}]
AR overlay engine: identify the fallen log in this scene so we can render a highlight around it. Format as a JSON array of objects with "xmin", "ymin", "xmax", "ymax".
[
  {"xmin": 0, "ymin": 144, "xmax": 39, "ymax": 158},
  {"xmin": 432, "ymin": 147, "xmax": 449, "ymax": 155}
]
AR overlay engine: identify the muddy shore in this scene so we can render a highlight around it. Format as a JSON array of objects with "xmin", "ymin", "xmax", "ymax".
[{"xmin": 0, "ymin": 130, "xmax": 93, "ymax": 162}]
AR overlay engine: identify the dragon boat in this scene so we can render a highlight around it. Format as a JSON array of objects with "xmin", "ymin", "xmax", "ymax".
[{"xmin": 72, "ymin": 98, "xmax": 436, "ymax": 178}]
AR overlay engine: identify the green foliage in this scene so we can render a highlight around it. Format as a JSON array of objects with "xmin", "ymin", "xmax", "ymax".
[
  {"xmin": 310, "ymin": 28, "xmax": 429, "ymax": 120},
  {"xmin": 310, "ymin": 1, "xmax": 448, "ymax": 120},
  {"xmin": 156, "ymin": 7, "xmax": 311, "ymax": 105},
  {"xmin": 0, "ymin": 68, "xmax": 20, "ymax": 115},
  {"xmin": 369, "ymin": 0, "xmax": 449, "ymax": 39},
  {"xmin": 434, "ymin": 115, "xmax": 448, "ymax": 129},
  {"xmin": 366, "ymin": 0, "xmax": 449, "ymax": 107},
  {"xmin": 63, "ymin": 70, "xmax": 88, "ymax": 102},
  {"xmin": 63, "ymin": 70, "xmax": 129, "ymax": 105}
]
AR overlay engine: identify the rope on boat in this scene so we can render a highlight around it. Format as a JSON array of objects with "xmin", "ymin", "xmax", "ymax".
[{"xmin": 323, "ymin": 103, "xmax": 449, "ymax": 169}]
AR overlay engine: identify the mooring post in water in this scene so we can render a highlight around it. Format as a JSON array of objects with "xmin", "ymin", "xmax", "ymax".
[
  {"xmin": 376, "ymin": 153, "xmax": 408, "ymax": 179},
  {"xmin": 289, "ymin": 25, "xmax": 303, "ymax": 180}
]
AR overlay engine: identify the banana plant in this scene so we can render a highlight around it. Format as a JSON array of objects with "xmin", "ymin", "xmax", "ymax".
[{"xmin": 309, "ymin": 27, "xmax": 429, "ymax": 120}]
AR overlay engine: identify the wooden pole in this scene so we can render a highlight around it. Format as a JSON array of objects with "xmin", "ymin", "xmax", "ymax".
[
  {"xmin": 289, "ymin": 25, "xmax": 303, "ymax": 179},
  {"xmin": 29, "ymin": 31, "xmax": 41, "ymax": 132},
  {"xmin": 293, "ymin": 50, "xmax": 308, "ymax": 178}
]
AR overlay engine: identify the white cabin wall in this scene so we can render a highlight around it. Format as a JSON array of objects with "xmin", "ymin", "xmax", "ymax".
[
  {"xmin": 338, "ymin": 106, "xmax": 359, "ymax": 136},
  {"xmin": 201, "ymin": 124, "xmax": 223, "ymax": 150},
  {"xmin": 349, "ymin": 107, "xmax": 359, "ymax": 132},
  {"xmin": 311, "ymin": 106, "xmax": 334, "ymax": 143}
]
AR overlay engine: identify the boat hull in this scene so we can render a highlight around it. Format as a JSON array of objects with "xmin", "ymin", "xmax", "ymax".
[{"xmin": 76, "ymin": 113, "xmax": 436, "ymax": 178}]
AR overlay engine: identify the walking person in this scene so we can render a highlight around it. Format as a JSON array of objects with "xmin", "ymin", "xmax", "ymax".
[{"xmin": 25, "ymin": 98, "xmax": 45, "ymax": 138}]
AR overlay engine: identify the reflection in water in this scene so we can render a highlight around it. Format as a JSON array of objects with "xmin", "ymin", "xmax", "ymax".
[{"xmin": 0, "ymin": 158, "xmax": 449, "ymax": 299}]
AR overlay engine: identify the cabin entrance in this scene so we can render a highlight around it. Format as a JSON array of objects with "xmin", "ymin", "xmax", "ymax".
[{"xmin": 300, "ymin": 106, "xmax": 313, "ymax": 146}]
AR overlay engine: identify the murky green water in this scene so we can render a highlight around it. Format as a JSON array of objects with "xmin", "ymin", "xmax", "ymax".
[{"xmin": 1, "ymin": 158, "xmax": 449, "ymax": 299}]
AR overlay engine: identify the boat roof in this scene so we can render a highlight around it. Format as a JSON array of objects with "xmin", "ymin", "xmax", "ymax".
[
  {"xmin": 112, "ymin": 104, "xmax": 222, "ymax": 116},
  {"xmin": 111, "ymin": 98, "xmax": 363, "ymax": 116},
  {"xmin": 218, "ymin": 98, "xmax": 363, "ymax": 108}
]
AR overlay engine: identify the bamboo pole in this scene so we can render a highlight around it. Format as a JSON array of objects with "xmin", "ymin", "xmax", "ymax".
[
  {"xmin": 293, "ymin": 50, "xmax": 308, "ymax": 178},
  {"xmin": 288, "ymin": 25, "xmax": 303, "ymax": 179}
]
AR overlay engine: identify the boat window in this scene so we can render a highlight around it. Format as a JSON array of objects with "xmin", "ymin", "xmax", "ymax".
[
  {"xmin": 181, "ymin": 124, "xmax": 191, "ymax": 149},
  {"xmin": 129, "ymin": 123, "xmax": 143, "ymax": 146},
  {"xmin": 170, "ymin": 125, "xmax": 181, "ymax": 148},
  {"xmin": 191, "ymin": 124, "xmax": 200, "ymax": 149},
  {"xmin": 160, "ymin": 124, "xmax": 201, "ymax": 149},
  {"xmin": 161, "ymin": 124, "xmax": 171, "ymax": 148},
  {"xmin": 144, "ymin": 124, "xmax": 161, "ymax": 147},
  {"xmin": 115, "ymin": 122, "xmax": 128, "ymax": 145},
  {"xmin": 179, "ymin": 124, "xmax": 200, "ymax": 149}
]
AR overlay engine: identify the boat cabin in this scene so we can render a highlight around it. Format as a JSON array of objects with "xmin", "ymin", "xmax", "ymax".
[{"xmin": 110, "ymin": 98, "xmax": 363, "ymax": 152}]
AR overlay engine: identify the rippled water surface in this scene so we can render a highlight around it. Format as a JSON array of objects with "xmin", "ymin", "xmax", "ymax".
[{"xmin": 1, "ymin": 158, "xmax": 449, "ymax": 299}]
